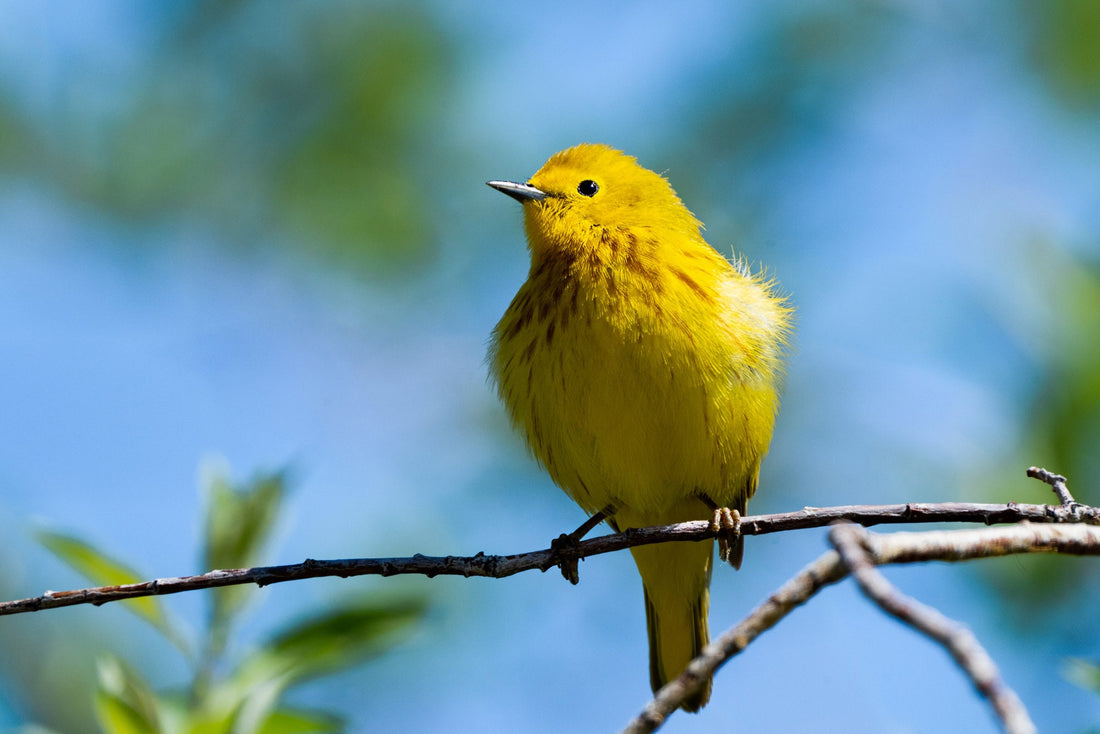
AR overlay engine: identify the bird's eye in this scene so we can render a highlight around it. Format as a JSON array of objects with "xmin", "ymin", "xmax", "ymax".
[{"xmin": 577, "ymin": 180, "xmax": 599, "ymax": 197}]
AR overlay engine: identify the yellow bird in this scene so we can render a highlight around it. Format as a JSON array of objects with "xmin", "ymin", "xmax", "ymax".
[{"xmin": 487, "ymin": 144, "xmax": 790, "ymax": 711}]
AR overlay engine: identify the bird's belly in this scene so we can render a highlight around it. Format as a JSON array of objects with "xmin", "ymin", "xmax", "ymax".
[{"xmin": 517, "ymin": 325, "xmax": 767, "ymax": 520}]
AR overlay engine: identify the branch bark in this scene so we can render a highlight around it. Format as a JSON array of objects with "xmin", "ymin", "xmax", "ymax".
[
  {"xmin": 622, "ymin": 522, "xmax": 1100, "ymax": 733},
  {"xmin": 831, "ymin": 524, "xmax": 1036, "ymax": 734},
  {"xmin": 624, "ymin": 547, "xmax": 849, "ymax": 732},
  {"xmin": 3, "ymin": 466, "xmax": 1098, "ymax": 733},
  {"xmin": 2, "ymin": 500, "xmax": 1097, "ymax": 617},
  {"xmin": 1028, "ymin": 465, "xmax": 1079, "ymax": 507}
]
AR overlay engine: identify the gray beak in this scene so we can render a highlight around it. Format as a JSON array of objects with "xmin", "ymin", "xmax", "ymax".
[{"xmin": 487, "ymin": 180, "xmax": 547, "ymax": 203}]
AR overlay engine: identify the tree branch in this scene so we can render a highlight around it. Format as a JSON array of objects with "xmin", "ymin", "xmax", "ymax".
[
  {"xmin": 5, "ymin": 466, "xmax": 1098, "ymax": 733},
  {"xmin": 624, "ymin": 547, "xmax": 849, "ymax": 732},
  {"xmin": 830, "ymin": 524, "xmax": 1036, "ymax": 734},
  {"xmin": 622, "ymin": 522, "xmax": 1100, "ymax": 733},
  {"xmin": 3, "ymin": 498, "xmax": 1097, "ymax": 617},
  {"xmin": 1027, "ymin": 466, "xmax": 1078, "ymax": 507}
]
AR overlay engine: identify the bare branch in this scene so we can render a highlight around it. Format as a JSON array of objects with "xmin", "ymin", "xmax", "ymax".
[
  {"xmin": 1027, "ymin": 466, "xmax": 1077, "ymax": 506},
  {"xmin": 623, "ymin": 549, "xmax": 848, "ymax": 733},
  {"xmin": 860, "ymin": 522, "xmax": 1100, "ymax": 563},
  {"xmin": 623, "ymin": 523, "xmax": 1100, "ymax": 732},
  {"xmin": 2, "ymin": 499, "xmax": 1097, "ymax": 617},
  {"xmin": 831, "ymin": 524, "xmax": 1037, "ymax": 734}
]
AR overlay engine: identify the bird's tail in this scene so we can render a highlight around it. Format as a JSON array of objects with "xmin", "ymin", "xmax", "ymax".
[{"xmin": 631, "ymin": 537, "xmax": 713, "ymax": 712}]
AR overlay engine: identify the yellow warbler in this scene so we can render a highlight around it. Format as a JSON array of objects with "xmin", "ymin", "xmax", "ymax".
[{"xmin": 487, "ymin": 144, "xmax": 790, "ymax": 711}]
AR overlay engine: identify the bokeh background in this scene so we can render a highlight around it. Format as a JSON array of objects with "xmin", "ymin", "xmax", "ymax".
[{"xmin": 2, "ymin": 1, "xmax": 1099, "ymax": 732}]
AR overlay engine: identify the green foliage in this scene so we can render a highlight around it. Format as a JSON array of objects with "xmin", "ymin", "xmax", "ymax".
[
  {"xmin": 1026, "ymin": 0, "xmax": 1100, "ymax": 110},
  {"xmin": 36, "ymin": 531, "xmax": 187, "ymax": 654},
  {"xmin": 94, "ymin": 658, "xmax": 163, "ymax": 734},
  {"xmin": 201, "ymin": 465, "xmax": 285, "ymax": 635},
  {"xmin": 1025, "ymin": 258, "xmax": 1100, "ymax": 493},
  {"xmin": 273, "ymin": 8, "xmax": 448, "ymax": 267},
  {"xmin": 254, "ymin": 600, "xmax": 427, "ymax": 685},
  {"xmin": 0, "ymin": 3, "xmax": 452, "ymax": 272},
  {"xmin": 980, "ymin": 248, "xmax": 1100, "ymax": 628},
  {"xmin": 1064, "ymin": 658, "xmax": 1100, "ymax": 696},
  {"xmin": 0, "ymin": 94, "xmax": 29, "ymax": 169},
  {"xmin": 38, "ymin": 464, "xmax": 428, "ymax": 734}
]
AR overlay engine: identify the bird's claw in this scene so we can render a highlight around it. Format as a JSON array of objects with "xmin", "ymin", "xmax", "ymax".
[
  {"xmin": 710, "ymin": 507, "xmax": 742, "ymax": 564},
  {"xmin": 550, "ymin": 532, "xmax": 582, "ymax": 585}
]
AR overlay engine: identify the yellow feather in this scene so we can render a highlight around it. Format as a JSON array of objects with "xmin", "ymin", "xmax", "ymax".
[{"xmin": 488, "ymin": 143, "xmax": 791, "ymax": 711}]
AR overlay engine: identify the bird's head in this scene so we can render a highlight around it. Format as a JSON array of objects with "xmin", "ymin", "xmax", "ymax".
[{"xmin": 488, "ymin": 144, "xmax": 703, "ymax": 262}]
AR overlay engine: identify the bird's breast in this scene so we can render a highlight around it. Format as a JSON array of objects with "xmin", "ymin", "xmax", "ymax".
[{"xmin": 491, "ymin": 260, "xmax": 781, "ymax": 517}]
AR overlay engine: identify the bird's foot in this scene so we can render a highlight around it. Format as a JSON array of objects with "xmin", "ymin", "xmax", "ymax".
[
  {"xmin": 710, "ymin": 507, "xmax": 742, "ymax": 565},
  {"xmin": 548, "ymin": 505, "xmax": 615, "ymax": 585},
  {"xmin": 550, "ymin": 532, "xmax": 582, "ymax": 585}
]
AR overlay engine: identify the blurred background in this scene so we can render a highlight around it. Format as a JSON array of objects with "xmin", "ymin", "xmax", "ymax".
[{"xmin": 1, "ymin": 1, "xmax": 1099, "ymax": 732}]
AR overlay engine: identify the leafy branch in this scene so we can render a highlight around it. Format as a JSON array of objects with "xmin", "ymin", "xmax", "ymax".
[
  {"xmin": 27, "ymin": 463, "xmax": 428, "ymax": 734},
  {"xmin": 6, "ymin": 466, "xmax": 1098, "ymax": 734}
]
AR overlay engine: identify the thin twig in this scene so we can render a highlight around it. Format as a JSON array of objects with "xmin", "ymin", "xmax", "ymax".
[
  {"xmin": 1027, "ymin": 466, "xmax": 1077, "ymax": 506},
  {"xmin": 2, "ymin": 500, "xmax": 1097, "ymax": 617},
  {"xmin": 830, "ymin": 524, "xmax": 1036, "ymax": 734},
  {"xmin": 622, "ymin": 523, "xmax": 1100, "ymax": 732}
]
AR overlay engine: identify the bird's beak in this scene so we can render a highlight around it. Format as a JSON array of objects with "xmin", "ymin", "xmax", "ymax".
[{"xmin": 487, "ymin": 180, "xmax": 547, "ymax": 203}]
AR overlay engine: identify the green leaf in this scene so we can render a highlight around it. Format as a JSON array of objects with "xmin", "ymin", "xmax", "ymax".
[
  {"xmin": 201, "ymin": 462, "xmax": 286, "ymax": 572},
  {"xmin": 1028, "ymin": 0, "xmax": 1100, "ymax": 109},
  {"xmin": 37, "ymin": 530, "xmax": 186, "ymax": 651},
  {"xmin": 38, "ymin": 530, "xmax": 148, "ymax": 594},
  {"xmin": 238, "ymin": 596, "xmax": 428, "ymax": 689},
  {"xmin": 204, "ymin": 598, "xmax": 423, "ymax": 733},
  {"xmin": 256, "ymin": 707, "xmax": 343, "ymax": 734},
  {"xmin": 153, "ymin": 690, "xmax": 235, "ymax": 734},
  {"xmin": 187, "ymin": 684, "xmax": 344, "ymax": 734},
  {"xmin": 223, "ymin": 675, "xmax": 287, "ymax": 734},
  {"xmin": 1064, "ymin": 658, "xmax": 1100, "ymax": 695},
  {"xmin": 94, "ymin": 657, "xmax": 164, "ymax": 734},
  {"xmin": 199, "ymin": 460, "xmax": 287, "ymax": 629}
]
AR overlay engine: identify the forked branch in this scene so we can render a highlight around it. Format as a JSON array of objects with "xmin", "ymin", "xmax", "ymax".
[
  {"xmin": 831, "ymin": 524, "xmax": 1036, "ymax": 734},
  {"xmin": 623, "ymin": 522, "xmax": 1099, "ymax": 733}
]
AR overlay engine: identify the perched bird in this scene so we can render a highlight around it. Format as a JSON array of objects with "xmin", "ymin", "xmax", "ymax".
[{"xmin": 487, "ymin": 144, "xmax": 790, "ymax": 711}]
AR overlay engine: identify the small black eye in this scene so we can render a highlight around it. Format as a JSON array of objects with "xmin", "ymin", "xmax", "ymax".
[{"xmin": 577, "ymin": 179, "xmax": 599, "ymax": 197}]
